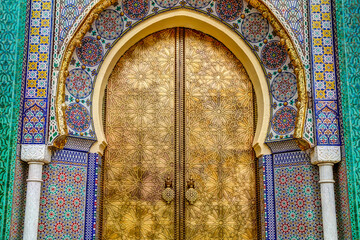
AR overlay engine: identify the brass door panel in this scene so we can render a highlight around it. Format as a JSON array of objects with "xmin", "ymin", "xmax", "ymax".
[
  {"xmin": 184, "ymin": 29, "xmax": 257, "ymax": 240},
  {"xmin": 103, "ymin": 29, "xmax": 176, "ymax": 239},
  {"xmin": 103, "ymin": 28, "xmax": 257, "ymax": 239}
]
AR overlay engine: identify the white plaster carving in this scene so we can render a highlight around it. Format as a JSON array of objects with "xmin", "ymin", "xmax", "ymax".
[
  {"xmin": 90, "ymin": 139, "xmax": 107, "ymax": 156},
  {"xmin": 21, "ymin": 144, "xmax": 52, "ymax": 164},
  {"xmin": 252, "ymin": 142, "xmax": 272, "ymax": 158},
  {"xmin": 310, "ymin": 146, "xmax": 341, "ymax": 165}
]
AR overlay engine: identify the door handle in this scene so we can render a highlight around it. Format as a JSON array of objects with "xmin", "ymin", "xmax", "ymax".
[
  {"xmin": 185, "ymin": 176, "xmax": 198, "ymax": 205},
  {"xmin": 162, "ymin": 177, "xmax": 175, "ymax": 204}
]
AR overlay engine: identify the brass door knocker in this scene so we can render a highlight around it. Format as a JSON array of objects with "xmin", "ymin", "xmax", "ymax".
[
  {"xmin": 185, "ymin": 176, "xmax": 198, "ymax": 204},
  {"xmin": 162, "ymin": 177, "xmax": 175, "ymax": 204}
]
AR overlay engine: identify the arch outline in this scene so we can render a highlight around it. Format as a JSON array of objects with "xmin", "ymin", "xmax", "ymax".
[{"xmin": 54, "ymin": 0, "xmax": 309, "ymax": 157}]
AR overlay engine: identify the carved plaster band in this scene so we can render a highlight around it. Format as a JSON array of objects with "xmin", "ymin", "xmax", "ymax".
[
  {"xmin": 310, "ymin": 146, "xmax": 341, "ymax": 165},
  {"xmin": 21, "ymin": 144, "xmax": 51, "ymax": 163}
]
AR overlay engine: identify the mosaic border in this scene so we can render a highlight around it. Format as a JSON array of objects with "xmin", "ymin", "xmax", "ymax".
[
  {"xmin": 263, "ymin": 154, "xmax": 276, "ymax": 239},
  {"xmin": 21, "ymin": 0, "xmax": 55, "ymax": 144},
  {"xmin": 309, "ymin": 0, "xmax": 341, "ymax": 146},
  {"xmin": 84, "ymin": 153, "xmax": 99, "ymax": 239}
]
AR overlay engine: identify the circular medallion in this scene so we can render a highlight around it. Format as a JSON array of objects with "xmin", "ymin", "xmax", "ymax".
[
  {"xmin": 261, "ymin": 41, "xmax": 287, "ymax": 70},
  {"xmin": 155, "ymin": 0, "xmax": 179, "ymax": 8},
  {"xmin": 216, "ymin": 0, "xmax": 242, "ymax": 22},
  {"xmin": 162, "ymin": 188, "xmax": 175, "ymax": 204},
  {"xmin": 66, "ymin": 69, "xmax": 92, "ymax": 99},
  {"xmin": 272, "ymin": 106, "xmax": 297, "ymax": 135},
  {"xmin": 95, "ymin": 9, "xmax": 123, "ymax": 40},
  {"xmin": 241, "ymin": 13, "xmax": 269, "ymax": 43},
  {"xmin": 186, "ymin": 0, "xmax": 211, "ymax": 8},
  {"xmin": 66, "ymin": 103, "xmax": 91, "ymax": 132},
  {"xmin": 76, "ymin": 37, "xmax": 103, "ymax": 67},
  {"xmin": 123, "ymin": 0, "xmax": 150, "ymax": 20},
  {"xmin": 185, "ymin": 188, "xmax": 198, "ymax": 204},
  {"xmin": 271, "ymin": 72, "xmax": 297, "ymax": 102}
]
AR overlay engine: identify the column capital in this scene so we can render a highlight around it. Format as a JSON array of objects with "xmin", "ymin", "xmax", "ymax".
[
  {"xmin": 310, "ymin": 146, "xmax": 341, "ymax": 165},
  {"xmin": 21, "ymin": 144, "xmax": 52, "ymax": 164}
]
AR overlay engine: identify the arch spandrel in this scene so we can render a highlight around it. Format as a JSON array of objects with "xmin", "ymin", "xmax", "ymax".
[{"xmin": 53, "ymin": 0, "xmax": 309, "ymax": 156}]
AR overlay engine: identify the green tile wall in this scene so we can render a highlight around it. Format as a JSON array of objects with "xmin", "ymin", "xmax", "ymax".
[
  {"xmin": 0, "ymin": 0, "xmax": 27, "ymax": 238},
  {"xmin": 335, "ymin": 0, "xmax": 360, "ymax": 238}
]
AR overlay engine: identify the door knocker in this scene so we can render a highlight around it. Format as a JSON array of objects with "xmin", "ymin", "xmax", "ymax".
[
  {"xmin": 162, "ymin": 177, "xmax": 175, "ymax": 204},
  {"xmin": 185, "ymin": 176, "xmax": 198, "ymax": 204}
]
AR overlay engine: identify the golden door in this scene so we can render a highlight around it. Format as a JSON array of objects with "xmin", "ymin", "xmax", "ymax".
[{"xmin": 102, "ymin": 28, "xmax": 258, "ymax": 240}]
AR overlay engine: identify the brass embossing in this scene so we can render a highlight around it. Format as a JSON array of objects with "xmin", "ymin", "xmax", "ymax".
[
  {"xmin": 184, "ymin": 29, "xmax": 257, "ymax": 239},
  {"xmin": 103, "ymin": 28, "xmax": 257, "ymax": 239},
  {"xmin": 103, "ymin": 29, "xmax": 176, "ymax": 239}
]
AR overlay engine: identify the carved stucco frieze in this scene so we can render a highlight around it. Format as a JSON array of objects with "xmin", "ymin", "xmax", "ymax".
[
  {"xmin": 21, "ymin": 144, "xmax": 52, "ymax": 164},
  {"xmin": 310, "ymin": 146, "xmax": 341, "ymax": 165}
]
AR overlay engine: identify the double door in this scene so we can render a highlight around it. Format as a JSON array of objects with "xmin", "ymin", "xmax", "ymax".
[{"xmin": 102, "ymin": 28, "xmax": 258, "ymax": 239}]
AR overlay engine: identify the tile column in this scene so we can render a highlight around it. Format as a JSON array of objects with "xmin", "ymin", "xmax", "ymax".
[
  {"xmin": 21, "ymin": 145, "xmax": 51, "ymax": 240},
  {"xmin": 311, "ymin": 146, "xmax": 341, "ymax": 240}
]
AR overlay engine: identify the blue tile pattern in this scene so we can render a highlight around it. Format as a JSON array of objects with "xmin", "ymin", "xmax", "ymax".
[
  {"xmin": 21, "ymin": 0, "xmax": 55, "ymax": 144},
  {"xmin": 310, "ymin": 0, "xmax": 341, "ymax": 146},
  {"xmin": 84, "ymin": 153, "xmax": 99, "ymax": 239},
  {"xmin": 273, "ymin": 151, "xmax": 323, "ymax": 239},
  {"xmin": 263, "ymin": 154, "xmax": 276, "ymax": 239}
]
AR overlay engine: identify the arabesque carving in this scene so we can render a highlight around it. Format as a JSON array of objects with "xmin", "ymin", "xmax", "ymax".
[{"xmin": 55, "ymin": 0, "xmax": 308, "ymax": 150}]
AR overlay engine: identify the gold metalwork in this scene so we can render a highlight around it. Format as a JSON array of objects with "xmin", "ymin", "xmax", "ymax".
[
  {"xmin": 175, "ymin": 27, "xmax": 186, "ymax": 239},
  {"xmin": 162, "ymin": 177, "xmax": 175, "ymax": 204},
  {"xmin": 103, "ymin": 27, "xmax": 258, "ymax": 239},
  {"xmin": 185, "ymin": 177, "xmax": 198, "ymax": 205},
  {"xmin": 184, "ymin": 29, "xmax": 258, "ymax": 239},
  {"xmin": 103, "ymin": 29, "xmax": 176, "ymax": 239},
  {"xmin": 55, "ymin": 0, "xmax": 309, "ymax": 150}
]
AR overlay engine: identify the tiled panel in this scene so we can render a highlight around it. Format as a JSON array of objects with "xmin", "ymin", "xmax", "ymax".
[
  {"xmin": 9, "ymin": 158, "xmax": 28, "ymax": 240},
  {"xmin": 273, "ymin": 151, "xmax": 323, "ymax": 239},
  {"xmin": 334, "ymin": 159, "xmax": 352, "ymax": 239},
  {"xmin": 21, "ymin": 99, "xmax": 47, "ymax": 144},
  {"xmin": 38, "ymin": 157, "xmax": 87, "ymax": 239},
  {"xmin": 22, "ymin": 0, "xmax": 54, "ymax": 144},
  {"xmin": 310, "ymin": 0, "xmax": 341, "ymax": 146},
  {"xmin": 37, "ymin": 150, "xmax": 101, "ymax": 240},
  {"xmin": 25, "ymin": 0, "xmax": 53, "ymax": 98},
  {"xmin": 262, "ymin": 155, "xmax": 276, "ymax": 239},
  {"xmin": 52, "ymin": 149, "xmax": 88, "ymax": 166},
  {"xmin": 84, "ymin": 153, "xmax": 99, "ymax": 239}
]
